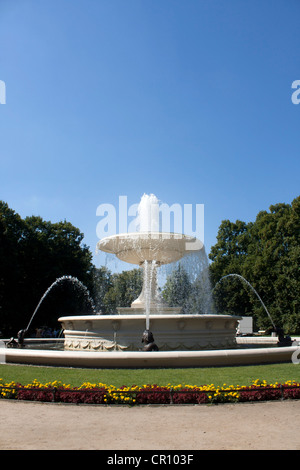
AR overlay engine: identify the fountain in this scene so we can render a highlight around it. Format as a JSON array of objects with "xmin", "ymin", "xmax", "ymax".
[
  {"xmin": 59, "ymin": 194, "xmax": 241, "ymax": 352},
  {"xmin": 5, "ymin": 275, "xmax": 96, "ymax": 348},
  {"xmin": 27, "ymin": 275, "xmax": 96, "ymax": 329},
  {"xmin": 1, "ymin": 193, "xmax": 298, "ymax": 368},
  {"xmin": 213, "ymin": 274, "xmax": 276, "ymax": 330}
]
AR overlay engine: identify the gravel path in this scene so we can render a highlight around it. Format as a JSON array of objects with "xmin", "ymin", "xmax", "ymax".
[{"xmin": 1, "ymin": 399, "xmax": 300, "ymax": 450}]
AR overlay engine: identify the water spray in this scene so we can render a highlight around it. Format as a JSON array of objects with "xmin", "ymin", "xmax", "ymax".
[{"xmin": 213, "ymin": 273, "xmax": 276, "ymax": 330}]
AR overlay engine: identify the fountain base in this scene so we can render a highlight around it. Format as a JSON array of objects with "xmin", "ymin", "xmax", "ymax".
[
  {"xmin": 3, "ymin": 344, "xmax": 298, "ymax": 368},
  {"xmin": 58, "ymin": 314, "xmax": 241, "ymax": 352}
]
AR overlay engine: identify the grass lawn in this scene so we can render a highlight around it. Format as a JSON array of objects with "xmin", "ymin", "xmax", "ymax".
[{"xmin": 0, "ymin": 362, "xmax": 299, "ymax": 387}]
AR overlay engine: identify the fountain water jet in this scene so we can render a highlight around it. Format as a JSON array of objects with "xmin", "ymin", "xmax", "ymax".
[
  {"xmin": 6, "ymin": 276, "xmax": 96, "ymax": 348},
  {"xmin": 213, "ymin": 273, "xmax": 276, "ymax": 330},
  {"xmin": 26, "ymin": 275, "xmax": 96, "ymax": 332}
]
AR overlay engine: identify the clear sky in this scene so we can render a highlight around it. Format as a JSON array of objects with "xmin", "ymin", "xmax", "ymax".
[{"xmin": 1, "ymin": 0, "xmax": 299, "ymax": 270}]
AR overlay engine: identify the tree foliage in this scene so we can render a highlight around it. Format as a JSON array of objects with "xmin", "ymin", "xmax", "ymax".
[
  {"xmin": 102, "ymin": 268, "xmax": 143, "ymax": 314},
  {"xmin": 209, "ymin": 196, "xmax": 300, "ymax": 333},
  {"xmin": 0, "ymin": 202, "xmax": 94, "ymax": 335},
  {"xmin": 2, "ymin": 196, "xmax": 299, "ymax": 337}
]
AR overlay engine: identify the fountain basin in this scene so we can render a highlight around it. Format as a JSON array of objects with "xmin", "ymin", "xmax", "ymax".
[
  {"xmin": 58, "ymin": 314, "xmax": 241, "ymax": 352},
  {"xmin": 97, "ymin": 232, "xmax": 202, "ymax": 265}
]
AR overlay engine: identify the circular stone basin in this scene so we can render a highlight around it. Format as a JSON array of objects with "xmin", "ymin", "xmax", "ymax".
[
  {"xmin": 97, "ymin": 232, "xmax": 203, "ymax": 265},
  {"xmin": 58, "ymin": 314, "xmax": 241, "ymax": 352}
]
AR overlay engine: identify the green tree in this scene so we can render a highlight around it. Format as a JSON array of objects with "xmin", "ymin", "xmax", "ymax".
[
  {"xmin": 0, "ymin": 202, "xmax": 26, "ymax": 334},
  {"xmin": 0, "ymin": 202, "xmax": 94, "ymax": 335},
  {"xmin": 209, "ymin": 220, "xmax": 254, "ymax": 318},
  {"xmin": 162, "ymin": 264, "xmax": 192, "ymax": 312},
  {"xmin": 243, "ymin": 198, "xmax": 300, "ymax": 332},
  {"xmin": 102, "ymin": 268, "xmax": 143, "ymax": 313},
  {"xmin": 162, "ymin": 261, "xmax": 215, "ymax": 314},
  {"xmin": 209, "ymin": 197, "xmax": 300, "ymax": 333}
]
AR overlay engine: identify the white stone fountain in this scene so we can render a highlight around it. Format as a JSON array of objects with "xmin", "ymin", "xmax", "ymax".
[
  {"xmin": 2, "ymin": 194, "xmax": 298, "ymax": 368},
  {"xmin": 59, "ymin": 194, "xmax": 241, "ymax": 352}
]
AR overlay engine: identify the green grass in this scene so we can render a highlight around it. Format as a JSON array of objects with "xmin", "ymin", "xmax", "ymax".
[{"xmin": 0, "ymin": 362, "xmax": 299, "ymax": 387}]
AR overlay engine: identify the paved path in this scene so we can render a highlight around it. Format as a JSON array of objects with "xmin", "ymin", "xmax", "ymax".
[{"xmin": 1, "ymin": 399, "xmax": 300, "ymax": 450}]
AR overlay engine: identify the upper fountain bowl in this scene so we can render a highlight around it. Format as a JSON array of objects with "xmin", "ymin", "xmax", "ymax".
[{"xmin": 97, "ymin": 232, "xmax": 203, "ymax": 265}]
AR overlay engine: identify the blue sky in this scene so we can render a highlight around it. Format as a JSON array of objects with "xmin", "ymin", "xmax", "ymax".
[{"xmin": 1, "ymin": 0, "xmax": 299, "ymax": 270}]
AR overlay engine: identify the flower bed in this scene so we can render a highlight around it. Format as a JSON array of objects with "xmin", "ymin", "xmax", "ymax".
[{"xmin": 0, "ymin": 378, "xmax": 300, "ymax": 405}]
